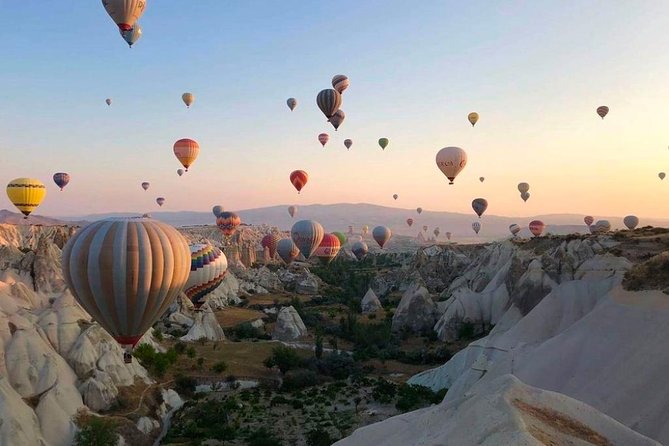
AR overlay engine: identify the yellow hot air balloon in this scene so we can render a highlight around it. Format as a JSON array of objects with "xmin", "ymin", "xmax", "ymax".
[
  {"xmin": 6, "ymin": 178, "xmax": 47, "ymax": 218},
  {"xmin": 173, "ymin": 138, "xmax": 200, "ymax": 171},
  {"xmin": 182, "ymin": 92, "xmax": 194, "ymax": 108},
  {"xmin": 468, "ymin": 112, "xmax": 479, "ymax": 126}
]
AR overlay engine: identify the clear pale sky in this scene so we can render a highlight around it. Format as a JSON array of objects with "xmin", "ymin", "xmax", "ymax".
[{"xmin": 0, "ymin": 1, "xmax": 668, "ymax": 218}]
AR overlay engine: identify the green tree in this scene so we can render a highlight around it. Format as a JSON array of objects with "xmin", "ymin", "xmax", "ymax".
[
  {"xmin": 73, "ymin": 411, "xmax": 117, "ymax": 446},
  {"xmin": 314, "ymin": 331, "xmax": 323, "ymax": 360},
  {"xmin": 263, "ymin": 346, "xmax": 303, "ymax": 374},
  {"xmin": 306, "ymin": 428, "xmax": 335, "ymax": 446}
]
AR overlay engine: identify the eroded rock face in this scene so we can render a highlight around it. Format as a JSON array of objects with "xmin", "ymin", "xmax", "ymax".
[
  {"xmin": 180, "ymin": 306, "xmax": 226, "ymax": 342},
  {"xmin": 391, "ymin": 284, "xmax": 438, "ymax": 334},
  {"xmin": 361, "ymin": 288, "xmax": 382, "ymax": 314},
  {"xmin": 295, "ymin": 271, "xmax": 319, "ymax": 295},
  {"xmin": 272, "ymin": 306, "xmax": 307, "ymax": 341}
]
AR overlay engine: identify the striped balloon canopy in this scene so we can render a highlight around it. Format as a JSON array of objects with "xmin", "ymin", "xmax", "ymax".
[
  {"xmin": 277, "ymin": 238, "xmax": 300, "ymax": 265},
  {"xmin": 331, "ymin": 74, "xmax": 350, "ymax": 94},
  {"xmin": 62, "ymin": 218, "xmax": 190, "ymax": 357},
  {"xmin": 529, "ymin": 220, "xmax": 545, "ymax": 237},
  {"xmin": 217, "ymin": 211, "xmax": 241, "ymax": 237},
  {"xmin": 290, "ymin": 170, "xmax": 309, "ymax": 193},
  {"xmin": 185, "ymin": 244, "xmax": 228, "ymax": 309},
  {"xmin": 372, "ymin": 226, "xmax": 392, "ymax": 248},
  {"xmin": 314, "ymin": 233, "xmax": 342, "ymax": 265},
  {"xmin": 316, "ymin": 89, "xmax": 342, "ymax": 119},
  {"xmin": 53, "ymin": 172, "xmax": 71, "ymax": 191},
  {"xmin": 291, "ymin": 220, "xmax": 324, "ymax": 259},
  {"xmin": 6, "ymin": 178, "xmax": 46, "ymax": 218},
  {"xmin": 173, "ymin": 138, "xmax": 200, "ymax": 171},
  {"xmin": 262, "ymin": 233, "xmax": 281, "ymax": 258}
]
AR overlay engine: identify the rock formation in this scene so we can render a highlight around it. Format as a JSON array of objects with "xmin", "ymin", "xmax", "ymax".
[{"xmin": 272, "ymin": 306, "xmax": 307, "ymax": 341}]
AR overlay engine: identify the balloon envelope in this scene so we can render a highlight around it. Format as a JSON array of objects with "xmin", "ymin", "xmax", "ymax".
[
  {"xmin": 332, "ymin": 232, "xmax": 347, "ymax": 246},
  {"xmin": 406, "ymin": 218, "xmax": 414, "ymax": 227},
  {"xmin": 509, "ymin": 224, "xmax": 521, "ymax": 236},
  {"xmin": 472, "ymin": 198, "xmax": 488, "ymax": 218},
  {"xmin": 332, "ymin": 74, "xmax": 350, "ymax": 94},
  {"xmin": 185, "ymin": 244, "xmax": 228, "ymax": 309},
  {"xmin": 277, "ymin": 238, "xmax": 300, "ymax": 264},
  {"xmin": 106, "ymin": 98, "xmax": 112, "ymax": 106},
  {"xmin": 479, "ymin": 177, "xmax": 485, "ymax": 182},
  {"xmin": 393, "ymin": 194, "xmax": 398, "ymax": 200},
  {"xmin": 468, "ymin": 112, "xmax": 479, "ymax": 126},
  {"xmin": 261, "ymin": 233, "xmax": 282, "ymax": 258},
  {"xmin": 416, "ymin": 207, "xmax": 423, "ymax": 215},
  {"xmin": 344, "ymin": 139, "xmax": 353, "ymax": 150},
  {"xmin": 372, "ymin": 226, "xmax": 391, "ymax": 248},
  {"xmin": 316, "ymin": 89, "xmax": 342, "ymax": 119},
  {"xmin": 177, "ymin": 169, "xmax": 184, "ymax": 177},
  {"xmin": 62, "ymin": 218, "xmax": 189, "ymax": 350},
  {"xmin": 329, "ymin": 109, "xmax": 345, "ymax": 131},
  {"xmin": 472, "ymin": 222, "xmax": 481, "ymax": 234},
  {"xmin": 529, "ymin": 220, "xmax": 545, "ymax": 237},
  {"xmin": 217, "ymin": 212, "xmax": 241, "ymax": 237},
  {"xmin": 290, "ymin": 170, "xmax": 308, "ymax": 193},
  {"xmin": 584, "ymin": 216, "xmax": 594, "ymax": 226},
  {"xmin": 291, "ymin": 220, "xmax": 324, "ymax": 259},
  {"xmin": 182, "ymin": 92, "xmax": 194, "ymax": 108},
  {"xmin": 53, "ymin": 172, "xmax": 70, "ymax": 191},
  {"xmin": 141, "ymin": 182, "xmax": 150, "ymax": 191},
  {"xmin": 659, "ymin": 172, "xmax": 666, "ymax": 180},
  {"xmin": 521, "ymin": 192, "xmax": 530, "ymax": 202},
  {"xmin": 173, "ymin": 138, "xmax": 200, "ymax": 171},
  {"xmin": 6, "ymin": 178, "xmax": 46, "ymax": 217},
  {"xmin": 288, "ymin": 205, "xmax": 297, "ymax": 218},
  {"xmin": 351, "ymin": 241, "xmax": 368, "ymax": 260},
  {"xmin": 102, "ymin": 0, "xmax": 146, "ymax": 32},
  {"xmin": 378, "ymin": 138, "xmax": 389, "ymax": 150},
  {"xmin": 623, "ymin": 215, "xmax": 639, "ymax": 230},
  {"xmin": 594, "ymin": 220, "xmax": 611, "ymax": 233},
  {"xmin": 314, "ymin": 233, "xmax": 341, "ymax": 265},
  {"xmin": 318, "ymin": 133, "xmax": 329, "ymax": 147},
  {"xmin": 287, "ymin": 98, "xmax": 297, "ymax": 111},
  {"xmin": 436, "ymin": 147, "xmax": 467, "ymax": 184},
  {"xmin": 212, "ymin": 205, "xmax": 224, "ymax": 218},
  {"xmin": 156, "ymin": 197, "xmax": 165, "ymax": 206},
  {"xmin": 517, "ymin": 182, "xmax": 530, "ymax": 193},
  {"xmin": 597, "ymin": 106, "xmax": 609, "ymax": 119}
]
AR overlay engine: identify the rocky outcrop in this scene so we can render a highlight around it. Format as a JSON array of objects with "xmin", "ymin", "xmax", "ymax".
[
  {"xmin": 272, "ymin": 306, "xmax": 307, "ymax": 341},
  {"xmin": 361, "ymin": 288, "xmax": 382, "ymax": 314},
  {"xmin": 295, "ymin": 271, "xmax": 319, "ymax": 295},
  {"xmin": 391, "ymin": 284, "xmax": 437, "ymax": 334},
  {"xmin": 180, "ymin": 306, "xmax": 226, "ymax": 342}
]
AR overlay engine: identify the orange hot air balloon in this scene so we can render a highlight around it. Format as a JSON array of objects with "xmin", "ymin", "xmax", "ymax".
[
  {"xmin": 318, "ymin": 133, "xmax": 329, "ymax": 147},
  {"xmin": 314, "ymin": 233, "xmax": 342, "ymax": 265},
  {"xmin": 290, "ymin": 170, "xmax": 308, "ymax": 194},
  {"xmin": 529, "ymin": 220, "xmax": 545, "ymax": 237},
  {"xmin": 173, "ymin": 138, "xmax": 200, "ymax": 171},
  {"xmin": 216, "ymin": 212, "xmax": 241, "ymax": 237}
]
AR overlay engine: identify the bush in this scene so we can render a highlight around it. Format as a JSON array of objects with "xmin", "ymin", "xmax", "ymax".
[
  {"xmin": 174, "ymin": 341, "xmax": 187, "ymax": 354},
  {"xmin": 212, "ymin": 361, "xmax": 228, "ymax": 374},
  {"xmin": 306, "ymin": 428, "xmax": 335, "ymax": 446},
  {"xmin": 175, "ymin": 374, "xmax": 197, "ymax": 397},
  {"xmin": 395, "ymin": 384, "xmax": 446, "ymax": 413},
  {"xmin": 316, "ymin": 352, "xmax": 360, "ymax": 380},
  {"xmin": 372, "ymin": 379, "xmax": 397, "ymax": 404},
  {"xmin": 247, "ymin": 427, "xmax": 283, "ymax": 446},
  {"xmin": 186, "ymin": 346, "xmax": 197, "ymax": 358},
  {"xmin": 282, "ymin": 369, "xmax": 319, "ymax": 391},
  {"xmin": 132, "ymin": 344, "xmax": 178, "ymax": 378},
  {"xmin": 263, "ymin": 346, "xmax": 304, "ymax": 374},
  {"xmin": 73, "ymin": 411, "xmax": 117, "ymax": 446},
  {"xmin": 226, "ymin": 322, "xmax": 270, "ymax": 340},
  {"xmin": 457, "ymin": 321, "xmax": 476, "ymax": 339}
]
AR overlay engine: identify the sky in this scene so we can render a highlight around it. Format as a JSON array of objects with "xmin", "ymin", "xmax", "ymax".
[{"xmin": 0, "ymin": 1, "xmax": 668, "ymax": 219}]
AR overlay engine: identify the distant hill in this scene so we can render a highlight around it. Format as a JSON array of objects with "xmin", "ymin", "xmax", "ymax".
[
  {"xmin": 59, "ymin": 203, "xmax": 669, "ymax": 241},
  {"xmin": 0, "ymin": 209, "xmax": 81, "ymax": 226}
]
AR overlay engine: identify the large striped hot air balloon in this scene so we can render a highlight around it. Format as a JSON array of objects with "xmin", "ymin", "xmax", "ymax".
[
  {"xmin": 6, "ymin": 178, "xmax": 46, "ymax": 218},
  {"xmin": 102, "ymin": 0, "xmax": 147, "ymax": 32},
  {"xmin": 468, "ymin": 112, "xmax": 479, "ymax": 127},
  {"xmin": 472, "ymin": 221, "xmax": 481, "ymax": 234},
  {"xmin": 472, "ymin": 198, "xmax": 488, "ymax": 218},
  {"xmin": 62, "ymin": 217, "xmax": 190, "ymax": 362},
  {"xmin": 290, "ymin": 170, "xmax": 308, "ymax": 193},
  {"xmin": 314, "ymin": 233, "xmax": 341, "ymax": 265},
  {"xmin": 318, "ymin": 133, "xmax": 329, "ymax": 147},
  {"xmin": 277, "ymin": 238, "xmax": 300, "ymax": 265},
  {"xmin": 291, "ymin": 220, "xmax": 324, "ymax": 259},
  {"xmin": 173, "ymin": 138, "xmax": 200, "ymax": 171},
  {"xmin": 596, "ymin": 106, "xmax": 609, "ymax": 119},
  {"xmin": 529, "ymin": 220, "xmax": 545, "ymax": 237},
  {"xmin": 182, "ymin": 93, "xmax": 194, "ymax": 108},
  {"xmin": 316, "ymin": 89, "xmax": 342, "ymax": 119},
  {"xmin": 287, "ymin": 98, "xmax": 297, "ymax": 111},
  {"xmin": 217, "ymin": 212, "xmax": 241, "ymax": 237},
  {"xmin": 594, "ymin": 220, "xmax": 611, "ymax": 233},
  {"xmin": 185, "ymin": 244, "xmax": 228, "ymax": 309},
  {"xmin": 624, "ymin": 215, "xmax": 639, "ymax": 230},
  {"xmin": 372, "ymin": 226, "xmax": 391, "ymax": 248},
  {"xmin": 329, "ymin": 110, "xmax": 345, "ymax": 131},
  {"xmin": 332, "ymin": 75, "xmax": 350, "ymax": 94},
  {"xmin": 212, "ymin": 205, "xmax": 224, "ymax": 218},
  {"xmin": 436, "ymin": 147, "xmax": 467, "ymax": 185},
  {"xmin": 53, "ymin": 172, "xmax": 71, "ymax": 191},
  {"xmin": 288, "ymin": 205, "xmax": 297, "ymax": 218},
  {"xmin": 261, "ymin": 233, "xmax": 281, "ymax": 258},
  {"xmin": 141, "ymin": 182, "xmax": 150, "ymax": 191},
  {"xmin": 351, "ymin": 241, "xmax": 368, "ymax": 260},
  {"xmin": 156, "ymin": 197, "xmax": 165, "ymax": 207}
]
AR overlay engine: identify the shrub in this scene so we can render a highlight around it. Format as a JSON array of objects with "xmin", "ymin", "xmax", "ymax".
[
  {"xmin": 306, "ymin": 428, "xmax": 335, "ymax": 446},
  {"xmin": 247, "ymin": 427, "xmax": 283, "ymax": 446},
  {"xmin": 175, "ymin": 374, "xmax": 197, "ymax": 397},
  {"xmin": 457, "ymin": 321, "xmax": 476, "ymax": 339},
  {"xmin": 174, "ymin": 341, "xmax": 187, "ymax": 354},
  {"xmin": 263, "ymin": 346, "xmax": 303, "ymax": 374},
  {"xmin": 212, "ymin": 361, "xmax": 228, "ymax": 374},
  {"xmin": 73, "ymin": 411, "xmax": 117, "ymax": 446},
  {"xmin": 186, "ymin": 346, "xmax": 197, "ymax": 358},
  {"xmin": 282, "ymin": 369, "xmax": 319, "ymax": 391}
]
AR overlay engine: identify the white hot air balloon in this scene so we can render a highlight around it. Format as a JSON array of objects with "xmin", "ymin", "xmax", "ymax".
[{"xmin": 436, "ymin": 147, "xmax": 467, "ymax": 185}]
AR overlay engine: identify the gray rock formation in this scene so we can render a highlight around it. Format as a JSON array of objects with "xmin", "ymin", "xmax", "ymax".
[
  {"xmin": 272, "ymin": 306, "xmax": 307, "ymax": 341},
  {"xmin": 391, "ymin": 284, "xmax": 437, "ymax": 334},
  {"xmin": 361, "ymin": 288, "xmax": 382, "ymax": 314}
]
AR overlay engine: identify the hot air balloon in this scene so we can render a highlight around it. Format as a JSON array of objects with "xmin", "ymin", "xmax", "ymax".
[
  {"xmin": 623, "ymin": 215, "xmax": 639, "ymax": 230},
  {"xmin": 332, "ymin": 232, "xmax": 347, "ymax": 246},
  {"xmin": 329, "ymin": 110, "xmax": 345, "ymax": 131},
  {"xmin": 446, "ymin": 232, "xmax": 452, "ymax": 240},
  {"xmin": 173, "ymin": 138, "xmax": 199, "ymax": 172},
  {"xmin": 290, "ymin": 170, "xmax": 308, "ymax": 194},
  {"xmin": 659, "ymin": 172, "xmax": 666, "ymax": 180},
  {"xmin": 472, "ymin": 198, "xmax": 488, "ymax": 218},
  {"xmin": 106, "ymin": 98, "xmax": 112, "ymax": 106},
  {"xmin": 217, "ymin": 212, "xmax": 241, "ymax": 237},
  {"xmin": 261, "ymin": 233, "xmax": 281, "ymax": 258},
  {"xmin": 436, "ymin": 147, "xmax": 467, "ymax": 185},
  {"xmin": 212, "ymin": 205, "xmax": 224, "ymax": 218},
  {"xmin": 102, "ymin": 0, "xmax": 147, "ymax": 32},
  {"xmin": 332, "ymin": 74, "xmax": 350, "ymax": 94},
  {"xmin": 348, "ymin": 225, "xmax": 354, "ymax": 235},
  {"xmin": 472, "ymin": 222, "xmax": 481, "ymax": 234},
  {"xmin": 314, "ymin": 233, "xmax": 341, "ymax": 265},
  {"xmin": 141, "ymin": 182, "xmax": 150, "ymax": 191},
  {"xmin": 378, "ymin": 138, "xmax": 389, "ymax": 150},
  {"xmin": 291, "ymin": 220, "xmax": 324, "ymax": 259},
  {"xmin": 584, "ymin": 216, "xmax": 594, "ymax": 226},
  {"xmin": 406, "ymin": 218, "xmax": 414, "ymax": 227},
  {"xmin": 277, "ymin": 238, "xmax": 300, "ymax": 264},
  {"xmin": 416, "ymin": 207, "xmax": 423, "ymax": 215},
  {"xmin": 184, "ymin": 244, "xmax": 228, "ymax": 309},
  {"xmin": 372, "ymin": 226, "xmax": 391, "ymax": 248},
  {"xmin": 351, "ymin": 241, "xmax": 368, "ymax": 261},
  {"xmin": 468, "ymin": 112, "xmax": 479, "ymax": 127},
  {"xmin": 63, "ymin": 218, "xmax": 188, "ymax": 363},
  {"xmin": 318, "ymin": 133, "xmax": 329, "ymax": 147},
  {"xmin": 6, "ymin": 178, "xmax": 46, "ymax": 218},
  {"xmin": 177, "ymin": 169, "xmax": 184, "ymax": 177},
  {"xmin": 521, "ymin": 192, "xmax": 530, "ymax": 202},
  {"xmin": 156, "ymin": 197, "xmax": 165, "ymax": 207},
  {"xmin": 53, "ymin": 172, "xmax": 70, "ymax": 191},
  {"xmin": 362, "ymin": 225, "xmax": 369, "ymax": 236},
  {"xmin": 393, "ymin": 194, "xmax": 399, "ymax": 200},
  {"xmin": 529, "ymin": 220, "xmax": 545, "ymax": 237},
  {"xmin": 316, "ymin": 89, "xmax": 342, "ymax": 119},
  {"xmin": 596, "ymin": 106, "xmax": 609, "ymax": 119},
  {"xmin": 182, "ymin": 93, "xmax": 194, "ymax": 108},
  {"xmin": 422, "ymin": 225, "xmax": 428, "ymax": 233},
  {"xmin": 288, "ymin": 205, "xmax": 297, "ymax": 218},
  {"xmin": 594, "ymin": 220, "xmax": 611, "ymax": 233},
  {"xmin": 287, "ymin": 98, "xmax": 297, "ymax": 111},
  {"xmin": 344, "ymin": 139, "xmax": 352, "ymax": 150},
  {"xmin": 509, "ymin": 224, "xmax": 521, "ymax": 236},
  {"xmin": 433, "ymin": 228, "xmax": 440, "ymax": 237},
  {"xmin": 517, "ymin": 183, "xmax": 530, "ymax": 194},
  {"xmin": 479, "ymin": 177, "xmax": 485, "ymax": 183},
  {"xmin": 120, "ymin": 24, "xmax": 142, "ymax": 47}
]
